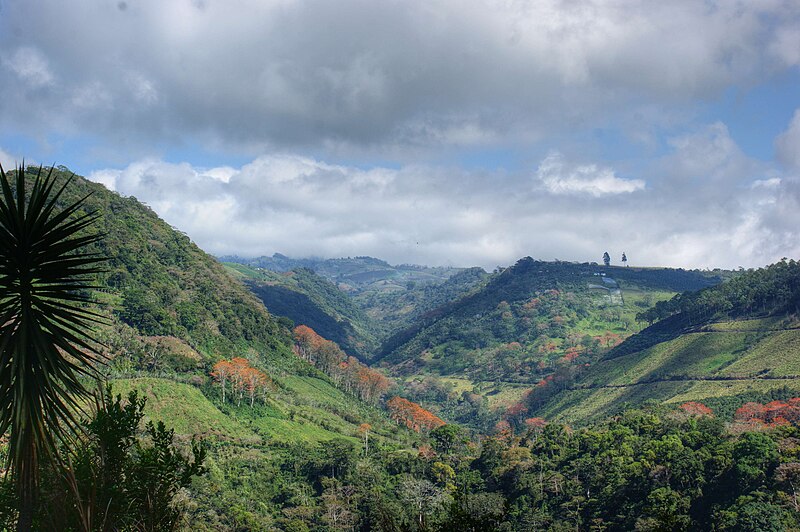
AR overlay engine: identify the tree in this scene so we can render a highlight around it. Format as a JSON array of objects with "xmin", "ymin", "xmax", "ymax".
[
  {"xmin": 33, "ymin": 385, "xmax": 206, "ymax": 531},
  {"xmin": 430, "ymin": 424, "xmax": 467, "ymax": 457},
  {"xmin": 399, "ymin": 478, "xmax": 448, "ymax": 530},
  {"xmin": 621, "ymin": 252, "xmax": 628, "ymax": 266},
  {"xmin": 210, "ymin": 357, "xmax": 271, "ymax": 407},
  {"xmin": 358, "ymin": 423, "xmax": 371, "ymax": 456},
  {"xmin": 386, "ymin": 397, "xmax": 445, "ymax": 433},
  {"xmin": 211, "ymin": 360, "xmax": 234, "ymax": 403},
  {"xmin": 0, "ymin": 164, "xmax": 106, "ymax": 531},
  {"xmin": 602, "ymin": 252, "xmax": 611, "ymax": 266}
]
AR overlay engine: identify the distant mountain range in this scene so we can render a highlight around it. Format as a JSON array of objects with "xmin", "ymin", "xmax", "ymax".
[{"xmin": 219, "ymin": 253, "xmax": 462, "ymax": 291}]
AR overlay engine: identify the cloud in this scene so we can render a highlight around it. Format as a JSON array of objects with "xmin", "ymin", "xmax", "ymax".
[
  {"xmin": 536, "ymin": 152, "xmax": 645, "ymax": 196},
  {"xmin": 1, "ymin": 47, "xmax": 54, "ymax": 88},
  {"xmin": 0, "ymin": 147, "xmax": 18, "ymax": 170},
  {"xmin": 2, "ymin": 1, "xmax": 799, "ymax": 156},
  {"xmin": 87, "ymin": 124, "xmax": 796, "ymax": 270},
  {"xmin": 777, "ymin": 109, "xmax": 800, "ymax": 171}
]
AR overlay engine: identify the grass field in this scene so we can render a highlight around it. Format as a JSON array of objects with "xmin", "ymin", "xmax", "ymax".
[
  {"xmin": 111, "ymin": 378, "xmax": 260, "ymax": 442},
  {"xmin": 112, "ymin": 375, "xmax": 407, "ymax": 446},
  {"xmin": 535, "ymin": 318, "xmax": 800, "ymax": 423}
]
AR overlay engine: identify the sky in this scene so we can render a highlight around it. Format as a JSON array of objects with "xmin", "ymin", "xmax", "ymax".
[{"xmin": 1, "ymin": 0, "xmax": 799, "ymax": 270}]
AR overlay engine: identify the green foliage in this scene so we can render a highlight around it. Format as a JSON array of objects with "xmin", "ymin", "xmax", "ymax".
[
  {"xmin": 637, "ymin": 259, "xmax": 800, "ymax": 326},
  {"xmin": 179, "ymin": 407, "xmax": 800, "ymax": 531},
  {"xmin": 529, "ymin": 260, "xmax": 800, "ymax": 424},
  {"xmin": 0, "ymin": 385, "xmax": 206, "ymax": 531},
  {"xmin": 44, "ymin": 167, "xmax": 296, "ymax": 366}
]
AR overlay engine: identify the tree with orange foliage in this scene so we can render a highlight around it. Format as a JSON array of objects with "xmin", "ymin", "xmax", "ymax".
[
  {"xmin": 524, "ymin": 417, "xmax": 548, "ymax": 432},
  {"xmin": 243, "ymin": 366, "xmax": 269, "ymax": 407},
  {"xmin": 210, "ymin": 357, "xmax": 271, "ymax": 407},
  {"xmin": 735, "ymin": 402, "xmax": 767, "ymax": 423},
  {"xmin": 679, "ymin": 402, "xmax": 714, "ymax": 417},
  {"xmin": 386, "ymin": 396, "xmax": 445, "ymax": 433},
  {"xmin": 293, "ymin": 325, "xmax": 326, "ymax": 362},
  {"xmin": 229, "ymin": 357, "xmax": 251, "ymax": 406},
  {"xmin": 210, "ymin": 359, "xmax": 234, "ymax": 403},
  {"xmin": 506, "ymin": 402, "xmax": 528, "ymax": 420}
]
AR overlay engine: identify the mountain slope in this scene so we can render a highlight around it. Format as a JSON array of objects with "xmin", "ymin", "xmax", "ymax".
[
  {"xmin": 224, "ymin": 264, "xmax": 380, "ymax": 360},
  {"xmin": 378, "ymin": 258, "xmax": 718, "ymax": 373},
  {"xmin": 529, "ymin": 260, "xmax": 800, "ymax": 423},
  {"xmin": 50, "ymin": 171, "xmax": 295, "ymax": 370}
]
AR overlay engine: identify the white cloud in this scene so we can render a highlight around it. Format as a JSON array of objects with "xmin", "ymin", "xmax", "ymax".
[
  {"xmin": 86, "ymin": 124, "xmax": 796, "ymax": 270},
  {"xmin": 0, "ymin": 147, "xmax": 18, "ymax": 170},
  {"xmin": 1, "ymin": 47, "xmax": 54, "ymax": 88},
  {"xmin": 535, "ymin": 152, "xmax": 645, "ymax": 196}
]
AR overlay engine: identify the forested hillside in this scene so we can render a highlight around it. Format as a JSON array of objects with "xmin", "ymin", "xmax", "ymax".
[
  {"xmin": 368, "ymin": 258, "xmax": 717, "ymax": 428},
  {"xmin": 224, "ymin": 264, "xmax": 380, "ymax": 360},
  {"xmin": 56, "ymin": 170, "xmax": 295, "ymax": 370}
]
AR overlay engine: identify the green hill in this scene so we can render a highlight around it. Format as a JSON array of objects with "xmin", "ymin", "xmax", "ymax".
[
  {"xmin": 378, "ymin": 258, "xmax": 717, "ymax": 375},
  {"xmin": 366, "ymin": 257, "xmax": 719, "ymax": 428},
  {"xmin": 45, "ymin": 169, "xmax": 298, "ymax": 373},
  {"xmin": 528, "ymin": 260, "xmax": 800, "ymax": 423}
]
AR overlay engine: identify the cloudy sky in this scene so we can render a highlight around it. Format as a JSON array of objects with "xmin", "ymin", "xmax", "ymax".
[{"xmin": 1, "ymin": 0, "xmax": 799, "ymax": 269}]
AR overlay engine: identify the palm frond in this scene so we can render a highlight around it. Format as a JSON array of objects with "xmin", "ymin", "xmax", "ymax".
[{"xmin": 0, "ymin": 163, "xmax": 107, "ymax": 529}]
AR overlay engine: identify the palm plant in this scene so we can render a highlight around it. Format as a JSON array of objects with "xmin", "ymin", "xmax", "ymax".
[{"xmin": 0, "ymin": 163, "xmax": 106, "ymax": 531}]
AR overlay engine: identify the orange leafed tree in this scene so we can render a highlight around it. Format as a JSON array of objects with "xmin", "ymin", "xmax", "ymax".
[
  {"xmin": 734, "ymin": 399, "xmax": 800, "ymax": 427},
  {"xmin": 524, "ymin": 417, "xmax": 548, "ymax": 431},
  {"xmin": 293, "ymin": 325, "xmax": 327, "ymax": 361},
  {"xmin": 386, "ymin": 396, "xmax": 445, "ymax": 433},
  {"xmin": 292, "ymin": 325, "xmax": 391, "ymax": 405},
  {"xmin": 679, "ymin": 402, "xmax": 714, "ymax": 417},
  {"xmin": 210, "ymin": 357, "xmax": 272, "ymax": 407}
]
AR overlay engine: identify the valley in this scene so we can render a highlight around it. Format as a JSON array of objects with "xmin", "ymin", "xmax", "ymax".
[{"xmin": 3, "ymin": 166, "xmax": 800, "ymax": 530}]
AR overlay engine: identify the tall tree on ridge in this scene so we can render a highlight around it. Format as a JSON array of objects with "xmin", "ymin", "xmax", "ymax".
[
  {"xmin": 603, "ymin": 251, "xmax": 611, "ymax": 267},
  {"xmin": 0, "ymin": 163, "xmax": 106, "ymax": 531}
]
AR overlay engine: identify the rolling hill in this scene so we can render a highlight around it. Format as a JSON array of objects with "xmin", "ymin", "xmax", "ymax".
[
  {"xmin": 361, "ymin": 257, "xmax": 721, "ymax": 428},
  {"xmin": 527, "ymin": 259, "xmax": 800, "ymax": 423}
]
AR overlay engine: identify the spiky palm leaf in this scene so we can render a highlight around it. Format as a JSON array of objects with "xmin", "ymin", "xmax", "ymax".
[{"xmin": 0, "ymin": 163, "xmax": 106, "ymax": 529}]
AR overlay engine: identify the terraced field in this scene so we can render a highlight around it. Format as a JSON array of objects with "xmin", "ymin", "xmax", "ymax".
[{"xmin": 537, "ymin": 317, "xmax": 800, "ymax": 423}]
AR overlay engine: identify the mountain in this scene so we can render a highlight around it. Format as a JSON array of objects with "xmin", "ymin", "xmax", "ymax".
[
  {"xmin": 527, "ymin": 259, "xmax": 800, "ymax": 423},
  {"xmin": 224, "ymin": 258, "xmax": 490, "ymax": 360},
  {"xmin": 220, "ymin": 253, "xmax": 463, "ymax": 292}
]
